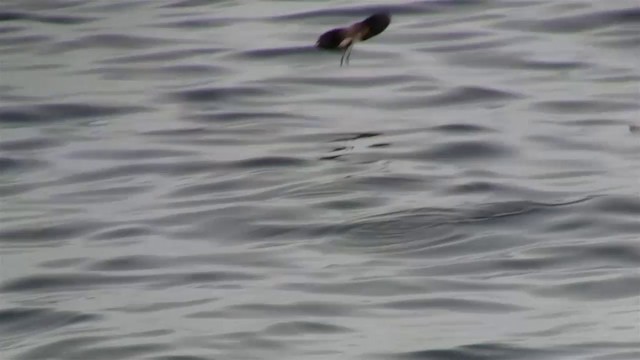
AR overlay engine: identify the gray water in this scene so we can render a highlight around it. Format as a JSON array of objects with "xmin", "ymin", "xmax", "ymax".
[{"xmin": 1, "ymin": 0, "xmax": 640, "ymax": 359}]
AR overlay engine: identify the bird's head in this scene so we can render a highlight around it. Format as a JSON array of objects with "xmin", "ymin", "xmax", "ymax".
[{"xmin": 316, "ymin": 28, "xmax": 348, "ymax": 50}]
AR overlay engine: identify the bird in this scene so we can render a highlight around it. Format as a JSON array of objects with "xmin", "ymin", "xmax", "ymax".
[{"xmin": 315, "ymin": 12, "xmax": 391, "ymax": 66}]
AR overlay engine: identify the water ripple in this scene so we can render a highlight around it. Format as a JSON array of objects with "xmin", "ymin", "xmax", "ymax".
[
  {"xmin": 0, "ymin": 103, "xmax": 150, "ymax": 124},
  {"xmin": 0, "ymin": 11, "xmax": 96, "ymax": 25},
  {"xmin": 46, "ymin": 34, "xmax": 180, "ymax": 53},
  {"xmin": 387, "ymin": 342, "xmax": 567, "ymax": 360}
]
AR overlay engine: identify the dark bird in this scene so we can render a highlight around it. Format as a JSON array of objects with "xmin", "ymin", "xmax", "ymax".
[{"xmin": 316, "ymin": 13, "xmax": 391, "ymax": 66}]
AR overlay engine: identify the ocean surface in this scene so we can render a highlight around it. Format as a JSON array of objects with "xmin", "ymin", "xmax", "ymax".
[{"xmin": 1, "ymin": 0, "xmax": 639, "ymax": 359}]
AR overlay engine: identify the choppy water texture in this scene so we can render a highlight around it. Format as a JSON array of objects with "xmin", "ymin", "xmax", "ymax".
[{"xmin": 1, "ymin": 0, "xmax": 640, "ymax": 359}]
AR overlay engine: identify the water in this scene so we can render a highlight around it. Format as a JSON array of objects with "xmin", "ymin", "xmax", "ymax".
[{"xmin": 1, "ymin": 0, "xmax": 639, "ymax": 359}]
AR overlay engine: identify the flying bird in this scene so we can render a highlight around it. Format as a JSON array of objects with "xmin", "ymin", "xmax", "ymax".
[{"xmin": 316, "ymin": 13, "xmax": 391, "ymax": 66}]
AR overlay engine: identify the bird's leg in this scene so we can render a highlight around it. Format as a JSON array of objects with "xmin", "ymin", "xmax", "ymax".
[
  {"xmin": 345, "ymin": 43, "xmax": 353, "ymax": 65},
  {"xmin": 340, "ymin": 43, "xmax": 354, "ymax": 67}
]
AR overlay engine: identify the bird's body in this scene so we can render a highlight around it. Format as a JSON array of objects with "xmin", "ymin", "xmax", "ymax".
[{"xmin": 316, "ymin": 13, "xmax": 391, "ymax": 66}]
